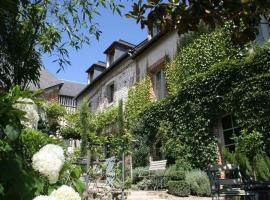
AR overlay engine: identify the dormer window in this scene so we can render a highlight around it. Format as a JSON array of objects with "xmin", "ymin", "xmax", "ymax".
[
  {"xmin": 85, "ymin": 61, "xmax": 106, "ymax": 84},
  {"xmin": 104, "ymin": 40, "xmax": 135, "ymax": 67},
  {"xmin": 107, "ymin": 82, "xmax": 115, "ymax": 103}
]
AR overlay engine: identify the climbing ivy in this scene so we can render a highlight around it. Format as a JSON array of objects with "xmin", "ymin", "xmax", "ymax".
[
  {"xmin": 125, "ymin": 76, "xmax": 152, "ymax": 123},
  {"xmin": 165, "ymin": 22, "xmax": 246, "ymax": 95},
  {"xmin": 132, "ymin": 44, "xmax": 270, "ymax": 169}
]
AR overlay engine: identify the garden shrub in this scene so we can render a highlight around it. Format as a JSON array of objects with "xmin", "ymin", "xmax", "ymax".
[
  {"xmin": 60, "ymin": 112, "xmax": 81, "ymax": 139},
  {"xmin": 136, "ymin": 178, "xmax": 153, "ymax": 190},
  {"xmin": 165, "ymin": 170, "xmax": 185, "ymax": 181},
  {"xmin": 132, "ymin": 167, "xmax": 149, "ymax": 183},
  {"xmin": 224, "ymin": 130, "xmax": 270, "ymax": 181},
  {"xmin": 185, "ymin": 169, "xmax": 211, "ymax": 196},
  {"xmin": 20, "ymin": 128, "xmax": 62, "ymax": 164},
  {"xmin": 167, "ymin": 180, "xmax": 190, "ymax": 197}
]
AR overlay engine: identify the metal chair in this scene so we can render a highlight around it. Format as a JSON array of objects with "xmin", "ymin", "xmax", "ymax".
[{"xmin": 208, "ymin": 164, "xmax": 255, "ymax": 200}]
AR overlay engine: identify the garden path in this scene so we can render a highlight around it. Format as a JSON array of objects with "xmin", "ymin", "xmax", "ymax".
[{"xmin": 127, "ymin": 191, "xmax": 212, "ymax": 200}]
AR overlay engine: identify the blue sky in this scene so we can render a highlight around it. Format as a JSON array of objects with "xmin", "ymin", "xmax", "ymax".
[{"xmin": 42, "ymin": 3, "xmax": 147, "ymax": 84}]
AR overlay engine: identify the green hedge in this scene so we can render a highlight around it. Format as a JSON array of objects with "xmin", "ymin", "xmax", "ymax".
[
  {"xmin": 167, "ymin": 181, "xmax": 190, "ymax": 197},
  {"xmin": 185, "ymin": 170, "xmax": 211, "ymax": 196},
  {"xmin": 165, "ymin": 170, "xmax": 185, "ymax": 181}
]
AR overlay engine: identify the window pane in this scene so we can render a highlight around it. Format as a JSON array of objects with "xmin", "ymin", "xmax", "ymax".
[
  {"xmin": 222, "ymin": 115, "xmax": 232, "ymax": 130},
  {"xmin": 224, "ymin": 130, "xmax": 234, "ymax": 146}
]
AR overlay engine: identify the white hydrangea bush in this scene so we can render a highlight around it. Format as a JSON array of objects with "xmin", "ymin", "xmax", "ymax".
[
  {"xmin": 32, "ymin": 185, "xmax": 81, "ymax": 200},
  {"xmin": 50, "ymin": 185, "xmax": 81, "ymax": 200},
  {"xmin": 32, "ymin": 144, "xmax": 65, "ymax": 184},
  {"xmin": 15, "ymin": 98, "xmax": 39, "ymax": 129},
  {"xmin": 33, "ymin": 195, "xmax": 56, "ymax": 200}
]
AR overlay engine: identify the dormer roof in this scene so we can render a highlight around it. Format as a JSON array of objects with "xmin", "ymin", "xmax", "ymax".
[
  {"xmin": 86, "ymin": 61, "xmax": 106, "ymax": 73},
  {"xmin": 103, "ymin": 39, "xmax": 135, "ymax": 54}
]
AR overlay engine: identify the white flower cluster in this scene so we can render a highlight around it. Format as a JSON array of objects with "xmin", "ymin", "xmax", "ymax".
[
  {"xmin": 33, "ymin": 195, "xmax": 56, "ymax": 200},
  {"xmin": 50, "ymin": 185, "xmax": 81, "ymax": 200},
  {"xmin": 15, "ymin": 98, "xmax": 39, "ymax": 129},
  {"xmin": 33, "ymin": 185, "xmax": 81, "ymax": 200},
  {"xmin": 32, "ymin": 144, "xmax": 65, "ymax": 184}
]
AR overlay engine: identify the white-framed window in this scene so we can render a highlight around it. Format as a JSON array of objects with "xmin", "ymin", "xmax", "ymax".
[{"xmin": 154, "ymin": 69, "xmax": 166, "ymax": 99}]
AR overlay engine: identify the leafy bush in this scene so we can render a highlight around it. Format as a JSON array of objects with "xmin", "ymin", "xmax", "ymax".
[
  {"xmin": 136, "ymin": 178, "xmax": 153, "ymax": 190},
  {"xmin": 60, "ymin": 112, "xmax": 81, "ymax": 139},
  {"xmin": 132, "ymin": 167, "xmax": 149, "ymax": 183},
  {"xmin": 167, "ymin": 181, "xmax": 190, "ymax": 197},
  {"xmin": 165, "ymin": 169, "xmax": 185, "ymax": 181},
  {"xmin": 224, "ymin": 130, "xmax": 270, "ymax": 181},
  {"xmin": 185, "ymin": 170, "xmax": 211, "ymax": 196},
  {"xmin": 20, "ymin": 128, "xmax": 62, "ymax": 164}
]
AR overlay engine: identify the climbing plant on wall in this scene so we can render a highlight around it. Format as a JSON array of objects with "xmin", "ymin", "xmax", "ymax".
[
  {"xmin": 125, "ymin": 76, "xmax": 152, "ymax": 124},
  {"xmin": 132, "ymin": 44, "xmax": 270, "ymax": 169},
  {"xmin": 165, "ymin": 22, "xmax": 246, "ymax": 95}
]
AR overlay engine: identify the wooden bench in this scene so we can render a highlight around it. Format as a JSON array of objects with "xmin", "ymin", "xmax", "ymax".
[{"xmin": 208, "ymin": 164, "xmax": 255, "ymax": 200}]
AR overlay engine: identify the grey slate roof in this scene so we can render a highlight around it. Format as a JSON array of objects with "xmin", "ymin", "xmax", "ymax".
[
  {"xmin": 28, "ymin": 68, "xmax": 62, "ymax": 90},
  {"xmin": 104, "ymin": 39, "xmax": 136, "ymax": 54},
  {"xmin": 59, "ymin": 80, "xmax": 86, "ymax": 97},
  {"xmin": 28, "ymin": 68, "xmax": 86, "ymax": 98},
  {"xmin": 86, "ymin": 61, "xmax": 106, "ymax": 73}
]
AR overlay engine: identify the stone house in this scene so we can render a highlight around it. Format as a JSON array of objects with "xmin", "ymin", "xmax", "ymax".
[
  {"xmin": 76, "ymin": 21, "xmax": 270, "ymax": 160},
  {"xmin": 29, "ymin": 68, "xmax": 86, "ymax": 112},
  {"xmin": 76, "ymin": 31, "xmax": 180, "ymax": 112}
]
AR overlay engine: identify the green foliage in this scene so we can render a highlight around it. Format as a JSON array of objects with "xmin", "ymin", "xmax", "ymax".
[
  {"xmin": 165, "ymin": 24, "xmax": 245, "ymax": 95},
  {"xmin": 0, "ymin": 86, "xmax": 28, "ymax": 132},
  {"xmin": 165, "ymin": 170, "xmax": 185, "ymax": 181},
  {"xmin": 125, "ymin": 76, "xmax": 152, "ymax": 123},
  {"xmin": 0, "ymin": 0, "xmax": 124, "ymax": 90},
  {"xmin": 91, "ymin": 106, "xmax": 118, "ymax": 132},
  {"xmin": 167, "ymin": 180, "xmax": 190, "ymax": 197},
  {"xmin": 136, "ymin": 178, "xmax": 153, "ymax": 190},
  {"xmin": 79, "ymin": 101, "xmax": 90, "ymax": 157},
  {"xmin": 236, "ymin": 129, "xmax": 265, "ymax": 160},
  {"xmin": 132, "ymin": 167, "xmax": 149, "ymax": 184},
  {"xmin": 20, "ymin": 128, "xmax": 62, "ymax": 165},
  {"xmin": 127, "ymin": 0, "xmax": 269, "ymax": 44},
  {"xmin": 40, "ymin": 102, "xmax": 66, "ymax": 135},
  {"xmin": 133, "ymin": 43, "xmax": 270, "ymax": 169},
  {"xmin": 132, "ymin": 134, "xmax": 149, "ymax": 168},
  {"xmin": 60, "ymin": 112, "xmax": 81, "ymax": 139},
  {"xmin": 185, "ymin": 170, "xmax": 211, "ymax": 196},
  {"xmin": 0, "ymin": 87, "xmax": 85, "ymax": 199},
  {"xmin": 224, "ymin": 130, "xmax": 270, "ymax": 181}
]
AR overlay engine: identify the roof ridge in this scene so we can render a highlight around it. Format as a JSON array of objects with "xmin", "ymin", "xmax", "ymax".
[{"xmin": 59, "ymin": 79, "xmax": 86, "ymax": 85}]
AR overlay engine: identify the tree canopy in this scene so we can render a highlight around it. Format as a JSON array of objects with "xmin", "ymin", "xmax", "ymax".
[
  {"xmin": 0, "ymin": 0, "xmax": 123, "ymax": 90},
  {"xmin": 127, "ymin": 0, "xmax": 270, "ymax": 44}
]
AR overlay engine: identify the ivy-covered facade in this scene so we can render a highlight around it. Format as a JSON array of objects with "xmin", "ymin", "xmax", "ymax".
[{"xmin": 73, "ymin": 22, "xmax": 270, "ymax": 166}]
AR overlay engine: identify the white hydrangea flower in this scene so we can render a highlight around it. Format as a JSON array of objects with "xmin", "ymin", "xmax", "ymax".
[
  {"xmin": 15, "ymin": 98, "xmax": 39, "ymax": 129},
  {"xmin": 50, "ymin": 185, "xmax": 81, "ymax": 200},
  {"xmin": 32, "ymin": 144, "xmax": 65, "ymax": 184},
  {"xmin": 33, "ymin": 195, "xmax": 56, "ymax": 200}
]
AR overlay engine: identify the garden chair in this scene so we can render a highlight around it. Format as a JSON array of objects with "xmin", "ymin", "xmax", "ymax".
[
  {"xmin": 104, "ymin": 156, "xmax": 116, "ymax": 188},
  {"xmin": 208, "ymin": 164, "xmax": 255, "ymax": 200},
  {"xmin": 148, "ymin": 159, "xmax": 167, "ymax": 190}
]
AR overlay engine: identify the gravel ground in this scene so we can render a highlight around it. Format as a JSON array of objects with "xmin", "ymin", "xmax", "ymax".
[{"xmin": 127, "ymin": 191, "xmax": 212, "ymax": 200}]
